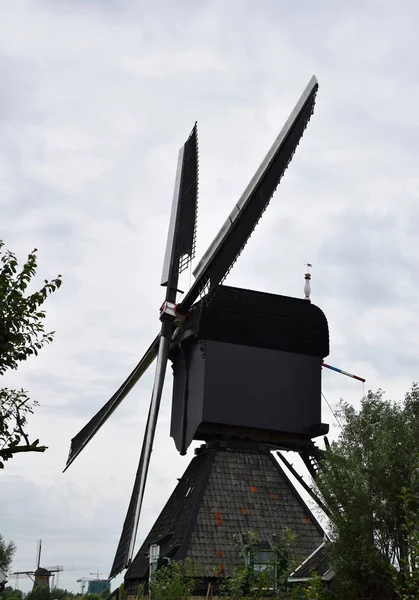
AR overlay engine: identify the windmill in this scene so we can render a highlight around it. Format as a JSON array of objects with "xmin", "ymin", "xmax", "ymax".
[
  {"xmin": 65, "ymin": 75, "xmax": 351, "ymax": 587},
  {"xmin": 12, "ymin": 540, "xmax": 64, "ymax": 590}
]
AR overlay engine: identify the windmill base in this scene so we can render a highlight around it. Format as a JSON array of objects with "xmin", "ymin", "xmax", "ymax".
[{"xmin": 124, "ymin": 439, "xmax": 324, "ymax": 596}]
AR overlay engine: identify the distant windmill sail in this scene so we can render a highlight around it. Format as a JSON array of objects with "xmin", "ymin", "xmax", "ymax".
[{"xmin": 36, "ymin": 539, "xmax": 41, "ymax": 569}]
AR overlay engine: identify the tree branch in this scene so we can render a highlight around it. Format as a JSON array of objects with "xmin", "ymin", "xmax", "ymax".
[{"xmin": 1, "ymin": 440, "xmax": 47, "ymax": 455}]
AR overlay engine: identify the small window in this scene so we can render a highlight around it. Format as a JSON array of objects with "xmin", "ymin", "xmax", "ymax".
[
  {"xmin": 247, "ymin": 547, "xmax": 288, "ymax": 591},
  {"xmin": 185, "ymin": 486, "xmax": 194, "ymax": 498},
  {"xmin": 248, "ymin": 549, "xmax": 275, "ymax": 572},
  {"xmin": 149, "ymin": 543, "xmax": 160, "ymax": 562}
]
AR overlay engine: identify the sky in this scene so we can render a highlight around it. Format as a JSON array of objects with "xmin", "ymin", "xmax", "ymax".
[{"xmin": 2, "ymin": 0, "xmax": 419, "ymax": 592}]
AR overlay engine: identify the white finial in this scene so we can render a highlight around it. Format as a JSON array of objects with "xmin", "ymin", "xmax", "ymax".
[{"xmin": 304, "ymin": 263, "xmax": 312, "ymax": 300}]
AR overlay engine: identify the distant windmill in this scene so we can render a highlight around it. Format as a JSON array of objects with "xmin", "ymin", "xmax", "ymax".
[
  {"xmin": 65, "ymin": 75, "xmax": 364, "ymax": 590},
  {"xmin": 12, "ymin": 540, "xmax": 63, "ymax": 590}
]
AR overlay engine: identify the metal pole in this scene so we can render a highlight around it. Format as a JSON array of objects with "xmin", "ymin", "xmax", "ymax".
[
  {"xmin": 276, "ymin": 451, "xmax": 331, "ymax": 518},
  {"xmin": 322, "ymin": 362, "xmax": 365, "ymax": 383}
]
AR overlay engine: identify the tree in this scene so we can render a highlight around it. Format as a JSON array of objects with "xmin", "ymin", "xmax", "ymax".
[
  {"xmin": 50, "ymin": 589, "xmax": 75, "ymax": 600},
  {"xmin": 0, "ymin": 586, "xmax": 23, "ymax": 600},
  {"xmin": 0, "ymin": 535, "xmax": 16, "ymax": 574},
  {"xmin": 25, "ymin": 588, "xmax": 51, "ymax": 600},
  {"xmin": 143, "ymin": 560, "xmax": 198, "ymax": 600},
  {"xmin": 218, "ymin": 529, "xmax": 297, "ymax": 599},
  {"xmin": 315, "ymin": 385, "xmax": 419, "ymax": 598},
  {"xmin": 83, "ymin": 594, "xmax": 102, "ymax": 600},
  {"xmin": 0, "ymin": 241, "xmax": 62, "ymax": 467},
  {"xmin": 395, "ymin": 485, "xmax": 419, "ymax": 600}
]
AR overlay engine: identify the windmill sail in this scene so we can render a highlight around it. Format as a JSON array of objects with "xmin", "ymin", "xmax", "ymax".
[
  {"xmin": 109, "ymin": 124, "xmax": 199, "ymax": 579},
  {"xmin": 161, "ymin": 122, "xmax": 198, "ymax": 284},
  {"xmin": 179, "ymin": 75, "xmax": 318, "ymax": 313},
  {"xmin": 64, "ymin": 125, "xmax": 198, "ymax": 472},
  {"xmin": 109, "ymin": 330, "xmax": 171, "ymax": 579},
  {"xmin": 64, "ymin": 334, "xmax": 160, "ymax": 470}
]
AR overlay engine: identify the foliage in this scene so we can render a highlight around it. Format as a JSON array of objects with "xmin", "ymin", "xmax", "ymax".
[
  {"xmin": 0, "ymin": 241, "xmax": 62, "ymax": 467},
  {"xmin": 118, "ymin": 584, "xmax": 127, "ymax": 600},
  {"xmin": 83, "ymin": 594, "xmax": 103, "ymax": 600},
  {"xmin": 25, "ymin": 587, "xmax": 51, "ymax": 600},
  {"xmin": 305, "ymin": 569, "xmax": 329, "ymax": 600},
  {"xmin": 131, "ymin": 534, "xmax": 334, "ymax": 600},
  {"xmin": 0, "ymin": 388, "xmax": 44, "ymax": 467},
  {"xmin": 0, "ymin": 587, "xmax": 23, "ymax": 600},
  {"xmin": 393, "ymin": 485, "xmax": 419, "ymax": 600},
  {"xmin": 50, "ymin": 589, "xmax": 76, "ymax": 600},
  {"xmin": 137, "ymin": 560, "xmax": 197, "ymax": 600},
  {"xmin": 218, "ymin": 529, "xmax": 297, "ymax": 599},
  {"xmin": 0, "ymin": 535, "xmax": 16, "ymax": 573},
  {"xmin": 315, "ymin": 385, "xmax": 419, "ymax": 598}
]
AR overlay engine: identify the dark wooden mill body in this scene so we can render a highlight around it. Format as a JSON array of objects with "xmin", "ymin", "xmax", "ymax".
[
  {"xmin": 170, "ymin": 285, "xmax": 329, "ymax": 453},
  {"xmin": 65, "ymin": 75, "xmax": 331, "ymax": 592}
]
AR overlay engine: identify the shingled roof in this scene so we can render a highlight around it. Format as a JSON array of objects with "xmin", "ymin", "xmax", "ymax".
[
  {"xmin": 176, "ymin": 285, "xmax": 330, "ymax": 358},
  {"xmin": 125, "ymin": 440, "xmax": 324, "ymax": 589}
]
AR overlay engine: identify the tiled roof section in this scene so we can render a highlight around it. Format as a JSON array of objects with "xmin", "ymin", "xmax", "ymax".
[
  {"xmin": 125, "ymin": 442, "xmax": 324, "ymax": 584},
  {"xmin": 290, "ymin": 543, "xmax": 330, "ymax": 579},
  {"xmin": 125, "ymin": 448, "xmax": 214, "ymax": 581},
  {"xmin": 186, "ymin": 444, "xmax": 324, "ymax": 574}
]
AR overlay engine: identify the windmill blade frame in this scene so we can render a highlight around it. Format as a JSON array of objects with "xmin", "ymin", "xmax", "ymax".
[
  {"xmin": 64, "ymin": 334, "xmax": 160, "ymax": 471},
  {"xmin": 109, "ymin": 327, "xmax": 171, "ymax": 579},
  {"xmin": 179, "ymin": 75, "xmax": 318, "ymax": 313},
  {"xmin": 65, "ymin": 124, "xmax": 198, "ymax": 472},
  {"xmin": 161, "ymin": 122, "xmax": 199, "ymax": 285},
  {"xmin": 36, "ymin": 539, "xmax": 41, "ymax": 569},
  {"xmin": 109, "ymin": 124, "xmax": 199, "ymax": 579}
]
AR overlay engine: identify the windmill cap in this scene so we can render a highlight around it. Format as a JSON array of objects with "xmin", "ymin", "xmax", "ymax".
[
  {"xmin": 34, "ymin": 568, "xmax": 51, "ymax": 576},
  {"xmin": 175, "ymin": 285, "xmax": 329, "ymax": 358}
]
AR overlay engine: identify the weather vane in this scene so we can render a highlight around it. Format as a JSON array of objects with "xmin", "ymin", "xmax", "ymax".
[{"xmin": 304, "ymin": 262, "xmax": 312, "ymax": 300}]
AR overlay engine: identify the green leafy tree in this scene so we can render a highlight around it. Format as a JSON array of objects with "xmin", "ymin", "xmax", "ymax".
[
  {"xmin": 0, "ymin": 586, "xmax": 23, "ymax": 600},
  {"xmin": 83, "ymin": 594, "xmax": 102, "ymax": 600},
  {"xmin": 50, "ymin": 589, "xmax": 75, "ymax": 600},
  {"xmin": 0, "ymin": 535, "xmax": 16, "ymax": 573},
  {"xmin": 393, "ymin": 485, "xmax": 419, "ymax": 600},
  {"xmin": 305, "ymin": 569, "xmax": 331, "ymax": 600},
  {"xmin": 0, "ymin": 241, "xmax": 62, "ymax": 467},
  {"xmin": 137, "ymin": 560, "xmax": 197, "ymax": 600},
  {"xmin": 25, "ymin": 587, "xmax": 51, "ymax": 600},
  {"xmin": 218, "ymin": 529, "xmax": 297, "ymax": 599},
  {"xmin": 315, "ymin": 385, "xmax": 419, "ymax": 598}
]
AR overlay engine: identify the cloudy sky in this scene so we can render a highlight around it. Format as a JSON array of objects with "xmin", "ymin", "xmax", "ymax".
[{"xmin": 2, "ymin": 0, "xmax": 419, "ymax": 592}]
